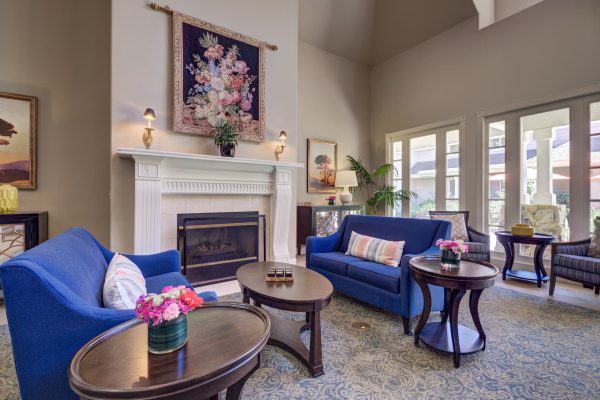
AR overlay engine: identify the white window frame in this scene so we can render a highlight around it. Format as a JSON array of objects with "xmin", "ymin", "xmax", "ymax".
[
  {"xmin": 385, "ymin": 117, "xmax": 466, "ymax": 217},
  {"xmin": 483, "ymin": 93, "xmax": 600, "ymax": 261}
]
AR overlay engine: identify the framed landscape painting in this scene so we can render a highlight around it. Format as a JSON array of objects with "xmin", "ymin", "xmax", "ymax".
[
  {"xmin": 0, "ymin": 92, "xmax": 37, "ymax": 189},
  {"xmin": 307, "ymin": 138, "xmax": 337, "ymax": 194},
  {"xmin": 173, "ymin": 11, "xmax": 265, "ymax": 142}
]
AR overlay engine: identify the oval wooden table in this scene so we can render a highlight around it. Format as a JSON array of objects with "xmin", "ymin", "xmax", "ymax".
[
  {"xmin": 410, "ymin": 256, "xmax": 499, "ymax": 368},
  {"xmin": 495, "ymin": 231, "xmax": 555, "ymax": 287},
  {"xmin": 68, "ymin": 303, "xmax": 270, "ymax": 400},
  {"xmin": 236, "ymin": 262, "xmax": 333, "ymax": 377}
]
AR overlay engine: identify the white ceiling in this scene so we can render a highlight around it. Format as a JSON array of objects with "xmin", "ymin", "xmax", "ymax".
[{"xmin": 299, "ymin": 0, "xmax": 478, "ymax": 66}]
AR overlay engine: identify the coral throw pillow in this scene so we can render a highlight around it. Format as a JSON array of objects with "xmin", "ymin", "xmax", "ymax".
[
  {"xmin": 345, "ymin": 231, "xmax": 405, "ymax": 267},
  {"xmin": 103, "ymin": 253, "xmax": 147, "ymax": 310}
]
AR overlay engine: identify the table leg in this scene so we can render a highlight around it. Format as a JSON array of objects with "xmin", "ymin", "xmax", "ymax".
[
  {"xmin": 225, "ymin": 356, "xmax": 260, "ymax": 400},
  {"xmin": 469, "ymin": 289, "xmax": 486, "ymax": 350},
  {"xmin": 441, "ymin": 288, "xmax": 454, "ymax": 324},
  {"xmin": 309, "ymin": 310, "xmax": 323, "ymax": 377},
  {"xmin": 413, "ymin": 277, "xmax": 432, "ymax": 347},
  {"xmin": 500, "ymin": 238, "xmax": 515, "ymax": 281},
  {"xmin": 242, "ymin": 288, "xmax": 249, "ymax": 304},
  {"xmin": 533, "ymin": 244, "xmax": 548, "ymax": 288},
  {"xmin": 449, "ymin": 289, "xmax": 466, "ymax": 368}
]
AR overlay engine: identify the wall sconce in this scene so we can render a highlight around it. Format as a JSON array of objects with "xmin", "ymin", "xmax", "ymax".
[
  {"xmin": 274, "ymin": 130, "xmax": 287, "ymax": 160},
  {"xmin": 142, "ymin": 108, "xmax": 156, "ymax": 149}
]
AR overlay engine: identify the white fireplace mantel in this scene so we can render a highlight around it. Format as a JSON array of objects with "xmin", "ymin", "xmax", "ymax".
[{"xmin": 117, "ymin": 148, "xmax": 303, "ymax": 263}]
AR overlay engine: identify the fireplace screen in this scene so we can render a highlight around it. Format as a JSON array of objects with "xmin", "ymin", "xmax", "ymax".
[{"xmin": 177, "ymin": 212, "xmax": 265, "ymax": 286}]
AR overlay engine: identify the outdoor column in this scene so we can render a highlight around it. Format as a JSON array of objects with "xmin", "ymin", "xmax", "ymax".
[{"xmin": 532, "ymin": 128, "xmax": 556, "ymax": 204}]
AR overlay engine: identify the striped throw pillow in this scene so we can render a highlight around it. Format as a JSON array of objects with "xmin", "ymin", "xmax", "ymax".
[
  {"xmin": 345, "ymin": 231, "xmax": 405, "ymax": 267},
  {"xmin": 103, "ymin": 253, "xmax": 147, "ymax": 310}
]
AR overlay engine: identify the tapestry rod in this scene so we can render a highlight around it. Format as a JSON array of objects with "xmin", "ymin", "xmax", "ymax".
[{"xmin": 148, "ymin": 2, "xmax": 279, "ymax": 51}]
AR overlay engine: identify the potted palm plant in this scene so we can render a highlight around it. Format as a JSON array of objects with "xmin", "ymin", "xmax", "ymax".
[
  {"xmin": 214, "ymin": 122, "xmax": 239, "ymax": 157},
  {"xmin": 346, "ymin": 155, "xmax": 413, "ymax": 215}
]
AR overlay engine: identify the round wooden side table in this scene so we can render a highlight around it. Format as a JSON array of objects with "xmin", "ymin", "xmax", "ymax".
[
  {"xmin": 495, "ymin": 231, "xmax": 555, "ymax": 287},
  {"xmin": 69, "ymin": 303, "xmax": 270, "ymax": 400},
  {"xmin": 410, "ymin": 256, "xmax": 498, "ymax": 368},
  {"xmin": 237, "ymin": 262, "xmax": 333, "ymax": 377}
]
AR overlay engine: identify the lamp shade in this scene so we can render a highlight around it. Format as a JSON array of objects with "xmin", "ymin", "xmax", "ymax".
[
  {"xmin": 143, "ymin": 108, "xmax": 156, "ymax": 120},
  {"xmin": 335, "ymin": 171, "xmax": 358, "ymax": 187}
]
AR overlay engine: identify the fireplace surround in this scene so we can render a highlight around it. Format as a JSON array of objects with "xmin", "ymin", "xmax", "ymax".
[{"xmin": 117, "ymin": 148, "xmax": 303, "ymax": 264}]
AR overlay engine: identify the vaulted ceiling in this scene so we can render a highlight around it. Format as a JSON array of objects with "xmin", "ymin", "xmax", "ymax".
[{"xmin": 299, "ymin": 0, "xmax": 478, "ymax": 66}]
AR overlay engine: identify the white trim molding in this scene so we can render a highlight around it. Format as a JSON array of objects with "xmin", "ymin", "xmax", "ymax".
[{"xmin": 118, "ymin": 148, "xmax": 303, "ymax": 263}]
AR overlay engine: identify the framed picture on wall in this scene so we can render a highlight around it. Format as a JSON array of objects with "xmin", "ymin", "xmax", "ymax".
[
  {"xmin": 173, "ymin": 11, "xmax": 265, "ymax": 143},
  {"xmin": 0, "ymin": 92, "xmax": 37, "ymax": 189},
  {"xmin": 307, "ymin": 138, "xmax": 337, "ymax": 194}
]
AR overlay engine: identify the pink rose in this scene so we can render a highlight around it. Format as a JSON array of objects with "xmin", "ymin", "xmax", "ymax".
[
  {"xmin": 230, "ymin": 76, "xmax": 244, "ymax": 90},
  {"xmin": 240, "ymin": 99, "xmax": 252, "ymax": 111},
  {"xmin": 162, "ymin": 302, "xmax": 180, "ymax": 321},
  {"xmin": 231, "ymin": 91, "xmax": 241, "ymax": 103}
]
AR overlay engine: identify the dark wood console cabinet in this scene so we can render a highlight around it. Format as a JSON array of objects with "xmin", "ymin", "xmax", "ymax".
[{"xmin": 297, "ymin": 204, "xmax": 365, "ymax": 255}]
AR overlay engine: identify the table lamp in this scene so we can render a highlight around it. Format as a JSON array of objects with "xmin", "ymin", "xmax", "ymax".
[{"xmin": 335, "ymin": 171, "xmax": 358, "ymax": 204}]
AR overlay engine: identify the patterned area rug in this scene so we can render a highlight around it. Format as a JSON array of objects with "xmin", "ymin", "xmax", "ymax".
[{"xmin": 1, "ymin": 286, "xmax": 599, "ymax": 399}]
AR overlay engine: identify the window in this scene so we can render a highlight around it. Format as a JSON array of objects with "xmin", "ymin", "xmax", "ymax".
[
  {"xmin": 518, "ymin": 108, "xmax": 570, "ymax": 257},
  {"xmin": 590, "ymin": 102, "xmax": 600, "ymax": 230},
  {"xmin": 487, "ymin": 121, "xmax": 505, "ymax": 251},
  {"xmin": 392, "ymin": 140, "xmax": 403, "ymax": 217},
  {"xmin": 387, "ymin": 122, "xmax": 461, "ymax": 218},
  {"xmin": 446, "ymin": 130, "xmax": 460, "ymax": 211},
  {"xmin": 410, "ymin": 134, "xmax": 436, "ymax": 218}
]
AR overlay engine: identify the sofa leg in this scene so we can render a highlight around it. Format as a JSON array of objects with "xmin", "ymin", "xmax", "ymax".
[
  {"xmin": 402, "ymin": 317, "xmax": 411, "ymax": 335},
  {"xmin": 595, "ymin": 285, "xmax": 599, "ymax": 295},
  {"xmin": 549, "ymin": 274, "xmax": 556, "ymax": 296}
]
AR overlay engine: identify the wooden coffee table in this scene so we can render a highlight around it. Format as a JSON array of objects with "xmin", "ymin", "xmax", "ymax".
[
  {"xmin": 410, "ymin": 256, "xmax": 498, "ymax": 368},
  {"xmin": 236, "ymin": 262, "xmax": 333, "ymax": 377},
  {"xmin": 68, "ymin": 303, "xmax": 270, "ymax": 400}
]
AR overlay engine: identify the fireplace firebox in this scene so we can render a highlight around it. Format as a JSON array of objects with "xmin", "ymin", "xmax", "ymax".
[{"xmin": 177, "ymin": 212, "xmax": 266, "ymax": 286}]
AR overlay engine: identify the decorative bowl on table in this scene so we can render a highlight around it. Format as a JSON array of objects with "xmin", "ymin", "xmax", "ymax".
[{"xmin": 511, "ymin": 223, "xmax": 535, "ymax": 236}]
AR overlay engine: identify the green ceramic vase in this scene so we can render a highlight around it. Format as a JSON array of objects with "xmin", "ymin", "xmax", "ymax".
[
  {"xmin": 441, "ymin": 250, "xmax": 461, "ymax": 267},
  {"xmin": 147, "ymin": 314, "xmax": 188, "ymax": 354}
]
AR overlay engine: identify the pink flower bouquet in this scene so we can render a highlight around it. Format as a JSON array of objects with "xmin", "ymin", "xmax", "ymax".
[
  {"xmin": 435, "ymin": 239, "xmax": 469, "ymax": 255},
  {"xmin": 135, "ymin": 286, "xmax": 204, "ymax": 326}
]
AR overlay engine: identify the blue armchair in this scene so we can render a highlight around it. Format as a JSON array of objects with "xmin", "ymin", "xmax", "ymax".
[
  {"xmin": 306, "ymin": 215, "xmax": 451, "ymax": 334},
  {"xmin": 0, "ymin": 227, "xmax": 217, "ymax": 400}
]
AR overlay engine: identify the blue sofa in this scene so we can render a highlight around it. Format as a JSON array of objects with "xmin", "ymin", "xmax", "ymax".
[
  {"xmin": 306, "ymin": 215, "xmax": 451, "ymax": 334},
  {"xmin": 0, "ymin": 227, "xmax": 217, "ymax": 400}
]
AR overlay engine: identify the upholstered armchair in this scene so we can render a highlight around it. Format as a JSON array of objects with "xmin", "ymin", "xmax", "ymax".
[
  {"xmin": 0, "ymin": 228, "xmax": 218, "ymax": 400},
  {"xmin": 429, "ymin": 211, "xmax": 490, "ymax": 262},
  {"xmin": 550, "ymin": 238, "xmax": 600, "ymax": 296}
]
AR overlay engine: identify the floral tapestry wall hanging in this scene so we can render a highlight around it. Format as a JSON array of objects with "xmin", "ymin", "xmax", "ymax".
[{"xmin": 173, "ymin": 11, "xmax": 265, "ymax": 143}]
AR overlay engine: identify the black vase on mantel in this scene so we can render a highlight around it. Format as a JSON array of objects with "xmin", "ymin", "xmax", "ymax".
[{"xmin": 219, "ymin": 144, "xmax": 236, "ymax": 157}]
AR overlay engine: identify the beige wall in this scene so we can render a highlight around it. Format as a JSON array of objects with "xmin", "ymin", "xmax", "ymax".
[
  {"xmin": 0, "ymin": 0, "xmax": 111, "ymax": 243},
  {"xmin": 298, "ymin": 41, "xmax": 371, "ymax": 205},
  {"xmin": 111, "ymin": 0, "xmax": 299, "ymax": 252},
  {"xmin": 370, "ymin": 0, "xmax": 600, "ymax": 227}
]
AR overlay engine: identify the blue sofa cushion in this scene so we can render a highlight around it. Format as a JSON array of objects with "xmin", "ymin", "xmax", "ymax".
[
  {"xmin": 309, "ymin": 252, "xmax": 365, "ymax": 276},
  {"xmin": 15, "ymin": 228, "xmax": 108, "ymax": 307},
  {"xmin": 145, "ymin": 272, "xmax": 192, "ymax": 293},
  {"xmin": 347, "ymin": 260, "xmax": 402, "ymax": 293},
  {"xmin": 341, "ymin": 215, "xmax": 447, "ymax": 255}
]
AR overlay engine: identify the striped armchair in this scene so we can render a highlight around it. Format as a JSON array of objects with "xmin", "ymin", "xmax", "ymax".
[
  {"xmin": 550, "ymin": 238, "xmax": 600, "ymax": 295},
  {"xmin": 429, "ymin": 211, "xmax": 490, "ymax": 262}
]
